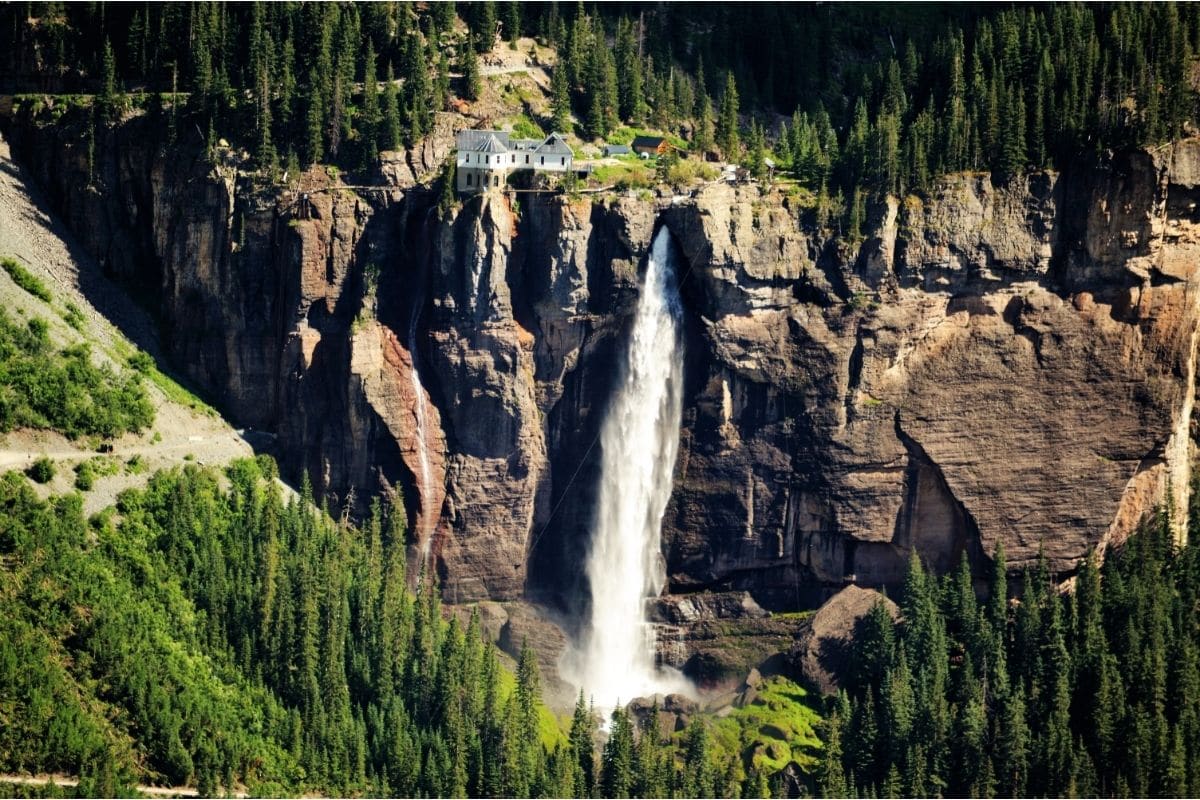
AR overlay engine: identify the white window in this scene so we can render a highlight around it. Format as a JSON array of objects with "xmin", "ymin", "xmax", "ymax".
[
  {"xmin": 525, "ymin": 155, "xmax": 530, "ymax": 164},
  {"xmin": 485, "ymin": 155, "xmax": 489, "ymax": 164},
  {"xmin": 467, "ymin": 173, "xmax": 473, "ymax": 186},
  {"xmin": 561, "ymin": 157, "xmax": 565, "ymax": 165},
  {"xmin": 540, "ymin": 156, "xmax": 544, "ymax": 165}
]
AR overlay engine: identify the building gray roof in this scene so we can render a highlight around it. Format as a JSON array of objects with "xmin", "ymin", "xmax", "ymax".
[
  {"xmin": 457, "ymin": 129, "xmax": 512, "ymax": 151},
  {"xmin": 476, "ymin": 134, "xmax": 511, "ymax": 153},
  {"xmin": 536, "ymin": 133, "xmax": 573, "ymax": 157},
  {"xmin": 604, "ymin": 144, "xmax": 631, "ymax": 155}
]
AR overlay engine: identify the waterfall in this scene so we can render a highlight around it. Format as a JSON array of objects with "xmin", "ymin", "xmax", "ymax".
[
  {"xmin": 409, "ymin": 287, "xmax": 435, "ymax": 568},
  {"xmin": 567, "ymin": 227, "xmax": 692, "ymax": 710}
]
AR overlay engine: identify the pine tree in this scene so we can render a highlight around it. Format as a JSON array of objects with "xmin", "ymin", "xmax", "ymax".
[
  {"xmin": 615, "ymin": 18, "xmax": 645, "ymax": 123},
  {"xmin": 694, "ymin": 95, "xmax": 716, "ymax": 155},
  {"xmin": 98, "ymin": 37, "xmax": 118, "ymax": 124},
  {"xmin": 600, "ymin": 45, "xmax": 619, "ymax": 135},
  {"xmin": 473, "ymin": 1, "xmax": 496, "ymax": 52},
  {"xmin": 845, "ymin": 97, "xmax": 871, "ymax": 190},
  {"xmin": 995, "ymin": 685, "xmax": 1029, "ymax": 797},
  {"xmin": 818, "ymin": 699, "xmax": 849, "ymax": 797},
  {"xmin": 515, "ymin": 639, "xmax": 540, "ymax": 736},
  {"xmin": 999, "ymin": 81, "xmax": 1028, "ymax": 179},
  {"xmin": 747, "ymin": 119, "xmax": 768, "ymax": 181},
  {"xmin": 381, "ymin": 63, "xmax": 402, "ymax": 153},
  {"xmin": 988, "ymin": 541, "xmax": 1008, "ymax": 632},
  {"xmin": 716, "ymin": 71, "xmax": 740, "ymax": 159},
  {"xmin": 276, "ymin": 33, "xmax": 297, "ymax": 135},
  {"xmin": 568, "ymin": 691, "xmax": 595, "ymax": 797},
  {"xmin": 435, "ymin": 49, "xmax": 451, "ymax": 112},
  {"xmin": 432, "ymin": 1, "xmax": 456, "ymax": 34},
  {"xmin": 551, "ymin": 61, "xmax": 572, "ymax": 133},
  {"xmin": 360, "ymin": 41, "xmax": 380, "ymax": 169},
  {"xmin": 305, "ymin": 67, "xmax": 325, "ymax": 166},
  {"xmin": 503, "ymin": 1, "xmax": 520, "ymax": 46},
  {"xmin": 250, "ymin": 10, "xmax": 276, "ymax": 172},
  {"xmin": 872, "ymin": 112, "xmax": 901, "ymax": 195},
  {"xmin": 439, "ymin": 161, "xmax": 457, "ymax": 216},
  {"xmin": 406, "ymin": 34, "xmax": 432, "ymax": 142},
  {"xmin": 847, "ymin": 188, "xmax": 867, "ymax": 243},
  {"xmin": 847, "ymin": 691, "xmax": 879, "ymax": 789},
  {"xmin": 462, "ymin": 34, "xmax": 482, "ymax": 102},
  {"xmin": 850, "ymin": 598, "xmax": 896, "ymax": 694},
  {"xmin": 681, "ymin": 718, "xmax": 716, "ymax": 798},
  {"xmin": 882, "ymin": 648, "xmax": 915, "ymax": 769},
  {"xmin": 600, "ymin": 706, "xmax": 635, "ymax": 797}
]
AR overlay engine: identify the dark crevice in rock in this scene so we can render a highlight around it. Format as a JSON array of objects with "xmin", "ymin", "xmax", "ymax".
[
  {"xmin": 843, "ymin": 325, "xmax": 865, "ymax": 426},
  {"xmin": 814, "ymin": 237, "xmax": 853, "ymax": 302},
  {"xmin": 1001, "ymin": 296, "xmax": 1046, "ymax": 368},
  {"xmin": 1150, "ymin": 268, "xmax": 1186, "ymax": 287},
  {"xmin": 525, "ymin": 305, "xmax": 620, "ymax": 615},
  {"xmin": 889, "ymin": 409, "xmax": 987, "ymax": 581},
  {"xmin": 846, "ymin": 327, "xmax": 865, "ymax": 393}
]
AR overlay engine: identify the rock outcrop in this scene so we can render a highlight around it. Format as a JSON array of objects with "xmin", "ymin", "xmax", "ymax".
[
  {"xmin": 790, "ymin": 586, "xmax": 900, "ymax": 694},
  {"xmin": 4, "ymin": 107, "xmax": 1199, "ymax": 624}
]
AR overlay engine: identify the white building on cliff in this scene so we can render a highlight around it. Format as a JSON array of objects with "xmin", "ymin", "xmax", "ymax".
[{"xmin": 456, "ymin": 129, "xmax": 574, "ymax": 193}]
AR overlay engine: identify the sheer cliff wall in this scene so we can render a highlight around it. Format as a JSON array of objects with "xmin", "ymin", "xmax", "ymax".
[{"xmin": 7, "ymin": 110, "xmax": 1199, "ymax": 612}]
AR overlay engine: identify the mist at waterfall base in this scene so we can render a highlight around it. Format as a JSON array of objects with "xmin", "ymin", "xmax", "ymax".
[{"xmin": 562, "ymin": 228, "xmax": 695, "ymax": 712}]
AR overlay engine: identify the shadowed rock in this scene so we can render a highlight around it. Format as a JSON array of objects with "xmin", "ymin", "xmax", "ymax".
[{"xmin": 790, "ymin": 585, "xmax": 900, "ymax": 695}]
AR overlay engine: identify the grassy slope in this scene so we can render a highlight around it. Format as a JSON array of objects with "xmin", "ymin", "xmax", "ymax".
[{"xmin": 708, "ymin": 677, "xmax": 823, "ymax": 773}]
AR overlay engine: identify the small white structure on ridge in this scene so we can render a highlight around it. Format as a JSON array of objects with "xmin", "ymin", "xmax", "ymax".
[{"xmin": 456, "ymin": 129, "xmax": 574, "ymax": 193}]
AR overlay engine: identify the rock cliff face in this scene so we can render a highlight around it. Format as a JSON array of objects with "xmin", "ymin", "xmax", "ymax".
[{"xmin": 5, "ymin": 108, "xmax": 1199, "ymax": 615}]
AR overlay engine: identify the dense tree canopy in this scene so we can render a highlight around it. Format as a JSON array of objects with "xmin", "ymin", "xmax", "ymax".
[
  {"xmin": 0, "ymin": 458, "xmax": 803, "ymax": 797},
  {"xmin": 821, "ymin": 498, "xmax": 1200, "ymax": 799},
  {"xmin": 2, "ymin": 2, "xmax": 1196, "ymax": 197},
  {"xmin": 0, "ymin": 457, "xmax": 569, "ymax": 795}
]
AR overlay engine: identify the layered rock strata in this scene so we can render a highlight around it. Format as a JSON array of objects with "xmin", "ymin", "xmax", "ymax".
[{"xmin": 5, "ymin": 108, "xmax": 1199, "ymax": 616}]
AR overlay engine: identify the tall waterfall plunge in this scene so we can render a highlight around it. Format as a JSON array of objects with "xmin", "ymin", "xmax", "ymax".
[{"xmin": 566, "ymin": 228, "xmax": 693, "ymax": 710}]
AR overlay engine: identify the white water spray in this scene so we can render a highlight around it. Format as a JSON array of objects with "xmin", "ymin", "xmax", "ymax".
[{"xmin": 567, "ymin": 228, "xmax": 692, "ymax": 710}]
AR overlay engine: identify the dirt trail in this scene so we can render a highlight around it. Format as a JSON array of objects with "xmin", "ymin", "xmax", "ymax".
[
  {"xmin": 0, "ymin": 131, "xmax": 256, "ymax": 510},
  {"xmin": 0, "ymin": 772, "xmax": 248, "ymax": 798}
]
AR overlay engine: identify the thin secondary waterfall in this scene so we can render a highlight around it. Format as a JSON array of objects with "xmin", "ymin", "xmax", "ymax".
[
  {"xmin": 409, "ymin": 287, "xmax": 435, "ymax": 568},
  {"xmin": 568, "ymin": 227, "xmax": 692, "ymax": 710}
]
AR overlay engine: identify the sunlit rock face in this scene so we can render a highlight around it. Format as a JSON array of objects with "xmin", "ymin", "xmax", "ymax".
[{"xmin": 9, "ymin": 106, "xmax": 1200, "ymax": 614}]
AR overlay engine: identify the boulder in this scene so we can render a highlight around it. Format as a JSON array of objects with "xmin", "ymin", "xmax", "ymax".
[{"xmin": 791, "ymin": 585, "xmax": 900, "ymax": 694}]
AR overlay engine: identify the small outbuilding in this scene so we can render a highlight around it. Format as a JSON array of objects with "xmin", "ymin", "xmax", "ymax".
[
  {"xmin": 631, "ymin": 135, "xmax": 671, "ymax": 156},
  {"xmin": 603, "ymin": 144, "xmax": 632, "ymax": 157}
]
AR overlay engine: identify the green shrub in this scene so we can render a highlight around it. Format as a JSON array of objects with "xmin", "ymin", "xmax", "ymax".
[
  {"xmin": 667, "ymin": 158, "xmax": 719, "ymax": 187},
  {"xmin": 74, "ymin": 460, "xmax": 95, "ymax": 491},
  {"xmin": 0, "ymin": 309, "xmax": 154, "ymax": 438},
  {"xmin": 26, "ymin": 456, "xmax": 55, "ymax": 483},
  {"xmin": 62, "ymin": 302, "xmax": 86, "ymax": 331},
  {"xmin": 127, "ymin": 351, "xmax": 154, "ymax": 373},
  {"xmin": 1, "ymin": 256, "xmax": 52, "ymax": 303},
  {"xmin": 509, "ymin": 114, "xmax": 545, "ymax": 140}
]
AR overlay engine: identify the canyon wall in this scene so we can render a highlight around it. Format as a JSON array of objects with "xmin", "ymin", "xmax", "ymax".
[{"xmin": 6, "ymin": 107, "xmax": 1199, "ymax": 613}]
